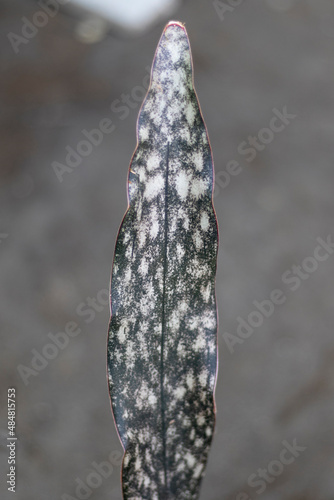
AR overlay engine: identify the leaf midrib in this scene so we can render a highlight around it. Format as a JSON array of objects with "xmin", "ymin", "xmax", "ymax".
[{"xmin": 160, "ymin": 142, "xmax": 169, "ymax": 498}]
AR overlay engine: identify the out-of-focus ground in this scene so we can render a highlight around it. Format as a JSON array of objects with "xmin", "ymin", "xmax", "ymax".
[{"xmin": 1, "ymin": 1, "xmax": 334, "ymax": 499}]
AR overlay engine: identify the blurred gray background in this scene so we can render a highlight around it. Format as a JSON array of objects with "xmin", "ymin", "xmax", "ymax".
[{"xmin": 1, "ymin": 1, "xmax": 334, "ymax": 499}]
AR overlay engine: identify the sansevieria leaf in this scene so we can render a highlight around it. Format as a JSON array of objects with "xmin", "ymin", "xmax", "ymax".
[{"xmin": 107, "ymin": 21, "xmax": 218, "ymax": 500}]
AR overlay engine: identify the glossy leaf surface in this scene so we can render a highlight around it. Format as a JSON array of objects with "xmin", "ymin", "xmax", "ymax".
[{"xmin": 108, "ymin": 21, "xmax": 218, "ymax": 500}]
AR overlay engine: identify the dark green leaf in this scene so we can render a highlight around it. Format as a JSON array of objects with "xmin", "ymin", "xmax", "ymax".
[{"xmin": 108, "ymin": 21, "xmax": 218, "ymax": 500}]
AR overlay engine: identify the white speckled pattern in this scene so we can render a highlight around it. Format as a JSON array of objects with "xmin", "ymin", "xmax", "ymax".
[{"xmin": 108, "ymin": 21, "xmax": 218, "ymax": 500}]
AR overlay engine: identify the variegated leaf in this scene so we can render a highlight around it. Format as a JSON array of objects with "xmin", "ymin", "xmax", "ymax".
[{"xmin": 108, "ymin": 21, "xmax": 218, "ymax": 500}]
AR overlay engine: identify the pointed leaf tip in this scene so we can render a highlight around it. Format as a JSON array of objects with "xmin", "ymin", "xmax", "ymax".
[{"xmin": 165, "ymin": 20, "xmax": 186, "ymax": 30}]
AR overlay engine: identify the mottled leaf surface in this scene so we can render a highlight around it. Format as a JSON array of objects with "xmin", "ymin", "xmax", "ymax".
[{"xmin": 108, "ymin": 21, "xmax": 218, "ymax": 500}]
